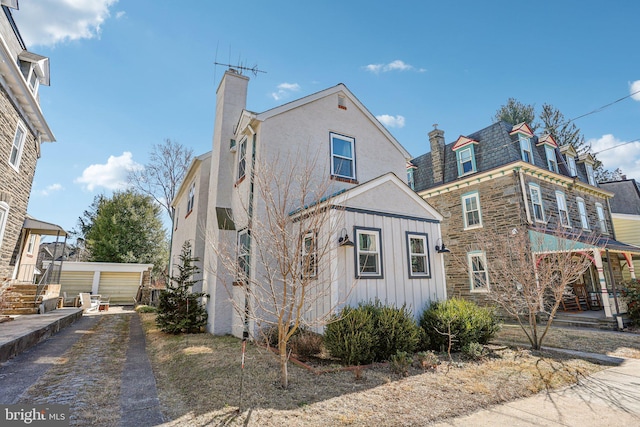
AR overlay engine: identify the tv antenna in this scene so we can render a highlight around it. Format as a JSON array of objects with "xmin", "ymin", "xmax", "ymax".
[{"xmin": 214, "ymin": 61, "xmax": 267, "ymax": 77}]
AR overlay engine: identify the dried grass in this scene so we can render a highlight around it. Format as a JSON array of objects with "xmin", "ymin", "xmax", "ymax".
[{"xmin": 140, "ymin": 314, "xmax": 610, "ymax": 426}]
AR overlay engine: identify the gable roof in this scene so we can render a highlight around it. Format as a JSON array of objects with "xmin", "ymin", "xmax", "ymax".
[
  {"xmin": 600, "ymin": 179, "xmax": 640, "ymax": 215},
  {"xmin": 245, "ymin": 84, "xmax": 411, "ymax": 159},
  {"xmin": 171, "ymin": 151, "xmax": 212, "ymax": 207},
  {"xmin": 452, "ymin": 136, "xmax": 478, "ymax": 150}
]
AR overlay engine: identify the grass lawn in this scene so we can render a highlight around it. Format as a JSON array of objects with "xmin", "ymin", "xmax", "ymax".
[{"xmin": 141, "ymin": 314, "xmax": 626, "ymax": 426}]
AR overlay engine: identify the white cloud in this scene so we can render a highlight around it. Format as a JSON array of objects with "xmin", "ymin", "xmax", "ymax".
[
  {"xmin": 13, "ymin": 0, "xmax": 119, "ymax": 47},
  {"xmin": 271, "ymin": 82, "xmax": 301, "ymax": 101},
  {"xmin": 630, "ymin": 80, "xmax": 640, "ymax": 101},
  {"xmin": 376, "ymin": 114, "xmax": 406, "ymax": 128},
  {"xmin": 363, "ymin": 60, "xmax": 426, "ymax": 74},
  {"xmin": 588, "ymin": 134, "xmax": 640, "ymax": 180},
  {"xmin": 115, "ymin": 11, "xmax": 126, "ymax": 19},
  {"xmin": 75, "ymin": 152, "xmax": 142, "ymax": 191},
  {"xmin": 39, "ymin": 183, "xmax": 63, "ymax": 196}
]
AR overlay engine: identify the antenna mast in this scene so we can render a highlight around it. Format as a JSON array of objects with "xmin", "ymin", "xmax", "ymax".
[{"xmin": 214, "ymin": 61, "xmax": 267, "ymax": 77}]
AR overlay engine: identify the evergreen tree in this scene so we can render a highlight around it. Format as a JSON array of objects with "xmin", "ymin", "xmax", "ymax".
[{"xmin": 156, "ymin": 241, "xmax": 208, "ymax": 334}]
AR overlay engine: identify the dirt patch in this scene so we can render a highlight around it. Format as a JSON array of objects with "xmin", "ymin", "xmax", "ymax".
[{"xmin": 140, "ymin": 314, "xmax": 607, "ymax": 426}]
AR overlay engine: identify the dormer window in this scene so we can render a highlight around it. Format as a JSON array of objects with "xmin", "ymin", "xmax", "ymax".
[
  {"xmin": 452, "ymin": 136, "xmax": 478, "ymax": 177},
  {"xmin": 406, "ymin": 161, "xmax": 417, "ymax": 190},
  {"xmin": 578, "ymin": 153, "xmax": 597, "ymax": 186},
  {"xmin": 585, "ymin": 163, "xmax": 596, "ymax": 186},
  {"xmin": 18, "ymin": 51, "xmax": 50, "ymax": 99},
  {"xmin": 567, "ymin": 155, "xmax": 577, "ymax": 176},
  {"xmin": 546, "ymin": 147, "xmax": 558, "ymax": 173},
  {"xmin": 519, "ymin": 135, "xmax": 533, "ymax": 164},
  {"xmin": 560, "ymin": 144, "xmax": 578, "ymax": 177},
  {"xmin": 27, "ymin": 67, "xmax": 39, "ymax": 95}
]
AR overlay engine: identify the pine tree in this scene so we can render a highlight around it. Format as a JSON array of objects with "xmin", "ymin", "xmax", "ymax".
[{"xmin": 156, "ymin": 241, "xmax": 208, "ymax": 334}]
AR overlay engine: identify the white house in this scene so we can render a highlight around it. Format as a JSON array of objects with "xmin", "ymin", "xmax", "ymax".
[{"xmin": 171, "ymin": 69, "xmax": 447, "ymax": 338}]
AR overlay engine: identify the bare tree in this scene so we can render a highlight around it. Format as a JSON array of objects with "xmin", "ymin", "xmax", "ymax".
[
  {"xmin": 206, "ymin": 151, "xmax": 352, "ymax": 388},
  {"xmin": 460, "ymin": 224, "xmax": 598, "ymax": 350},
  {"xmin": 128, "ymin": 139, "xmax": 193, "ymax": 221}
]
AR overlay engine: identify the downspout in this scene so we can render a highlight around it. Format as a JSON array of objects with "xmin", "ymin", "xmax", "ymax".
[
  {"xmin": 243, "ymin": 130, "xmax": 257, "ymax": 340},
  {"xmin": 517, "ymin": 168, "xmax": 532, "ymax": 224}
]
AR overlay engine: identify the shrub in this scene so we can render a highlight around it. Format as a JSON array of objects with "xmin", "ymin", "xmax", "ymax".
[
  {"xmin": 389, "ymin": 351, "xmax": 412, "ymax": 377},
  {"xmin": 135, "ymin": 305, "xmax": 157, "ymax": 313},
  {"xmin": 419, "ymin": 298, "xmax": 500, "ymax": 352},
  {"xmin": 622, "ymin": 279, "xmax": 640, "ymax": 326},
  {"xmin": 324, "ymin": 306, "xmax": 375, "ymax": 365},
  {"xmin": 416, "ymin": 350, "xmax": 439, "ymax": 370},
  {"xmin": 290, "ymin": 329, "xmax": 324, "ymax": 359},
  {"xmin": 461, "ymin": 342, "xmax": 485, "ymax": 361},
  {"xmin": 368, "ymin": 300, "xmax": 422, "ymax": 361}
]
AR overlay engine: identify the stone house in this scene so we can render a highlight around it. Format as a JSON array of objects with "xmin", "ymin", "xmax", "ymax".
[
  {"xmin": 171, "ymin": 70, "xmax": 447, "ymax": 338},
  {"xmin": 412, "ymin": 121, "xmax": 640, "ymax": 320},
  {"xmin": 0, "ymin": 2, "xmax": 55, "ymax": 281}
]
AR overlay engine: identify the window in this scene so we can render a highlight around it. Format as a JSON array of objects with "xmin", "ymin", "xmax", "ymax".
[
  {"xmin": 26, "ymin": 234, "xmax": 36, "ymax": 255},
  {"xmin": 330, "ymin": 132, "xmax": 356, "ymax": 180},
  {"xmin": 237, "ymin": 137, "xmax": 247, "ymax": 181},
  {"xmin": 462, "ymin": 191, "xmax": 482, "ymax": 229},
  {"xmin": 406, "ymin": 232, "xmax": 430, "ymax": 278},
  {"xmin": 301, "ymin": 231, "xmax": 317, "ymax": 278},
  {"xmin": 585, "ymin": 163, "xmax": 596, "ymax": 186},
  {"xmin": 529, "ymin": 184, "xmax": 545, "ymax": 222},
  {"xmin": 9, "ymin": 121, "xmax": 27, "ymax": 170},
  {"xmin": 468, "ymin": 251, "xmax": 489, "ymax": 292},
  {"xmin": 0, "ymin": 202, "xmax": 8, "ymax": 250},
  {"xmin": 174, "ymin": 207, "xmax": 179, "ymax": 230},
  {"xmin": 186, "ymin": 181, "xmax": 196, "ymax": 214},
  {"xmin": 577, "ymin": 198, "xmax": 589, "ymax": 230},
  {"xmin": 355, "ymin": 227, "xmax": 382, "ymax": 278},
  {"xmin": 596, "ymin": 203, "xmax": 608, "ymax": 234},
  {"xmin": 237, "ymin": 230, "xmax": 251, "ymax": 283},
  {"xmin": 407, "ymin": 167, "xmax": 415, "ymax": 190},
  {"xmin": 519, "ymin": 135, "xmax": 534, "ymax": 164},
  {"xmin": 555, "ymin": 191, "xmax": 571, "ymax": 227},
  {"xmin": 456, "ymin": 146, "xmax": 476, "ymax": 176},
  {"xmin": 566, "ymin": 155, "xmax": 577, "ymax": 177},
  {"xmin": 545, "ymin": 146, "xmax": 558, "ymax": 173},
  {"xmin": 27, "ymin": 66, "xmax": 39, "ymax": 95}
]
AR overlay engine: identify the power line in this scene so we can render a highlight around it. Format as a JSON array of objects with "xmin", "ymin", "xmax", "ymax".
[{"xmin": 567, "ymin": 89, "xmax": 640, "ymax": 124}]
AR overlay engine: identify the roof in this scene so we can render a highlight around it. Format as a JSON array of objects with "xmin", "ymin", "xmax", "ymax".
[
  {"xmin": 23, "ymin": 216, "xmax": 67, "ymax": 236},
  {"xmin": 529, "ymin": 227, "xmax": 640, "ymax": 255},
  {"xmin": 600, "ymin": 179, "xmax": 640, "ymax": 216},
  {"xmin": 171, "ymin": 151, "xmax": 212, "ymax": 207}
]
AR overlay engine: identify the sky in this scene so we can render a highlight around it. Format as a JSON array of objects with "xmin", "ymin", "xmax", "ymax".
[{"xmin": 12, "ymin": 0, "xmax": 640, "ymax": 237}]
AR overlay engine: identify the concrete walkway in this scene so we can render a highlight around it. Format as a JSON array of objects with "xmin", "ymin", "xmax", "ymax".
[{"xmin": 432, "ymin": 353, "xmax": 640, "ymax": 426}]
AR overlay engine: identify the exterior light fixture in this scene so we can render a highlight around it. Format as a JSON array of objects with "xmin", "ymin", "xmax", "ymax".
[
  {"xmin": 435, "ymin": 238, "xmax": 451, "ymax": 254},
  {"xmin": 338, "ymin": 228, "xmax": 354, "ymax": 247}
]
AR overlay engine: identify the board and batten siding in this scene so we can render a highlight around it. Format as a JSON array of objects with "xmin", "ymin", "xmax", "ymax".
[{"xmin": 612, "ymin": 214, "xmax": 640, "ymax": 280}]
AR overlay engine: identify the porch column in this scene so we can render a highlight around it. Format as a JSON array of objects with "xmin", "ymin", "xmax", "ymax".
[
  {"xmin": 623, "ymin": 252, "xmax": 636, "ymax": 280},
  {"xmin": 592, "ymin": 249, "xmax": 612, "ymax": 318}
]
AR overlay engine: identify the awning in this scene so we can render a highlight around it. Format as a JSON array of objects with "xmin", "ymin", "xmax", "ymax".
[
  {"xmin": 23, "ymin": 216, "xmax": 68, "ymax": 237},
  {"xmin": 529, "ymin": 228, "xmax": 640, "ymax": 256}
]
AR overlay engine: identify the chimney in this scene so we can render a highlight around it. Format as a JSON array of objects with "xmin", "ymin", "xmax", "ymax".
[{"xmin": 429, "ymin": 125, "xmax": 445, "ymax": 184}]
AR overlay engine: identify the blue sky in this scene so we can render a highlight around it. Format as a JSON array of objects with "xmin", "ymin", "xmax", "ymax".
[{"xmin": 13, "ymin": 0, "xmax": 640, "ymax": 236}]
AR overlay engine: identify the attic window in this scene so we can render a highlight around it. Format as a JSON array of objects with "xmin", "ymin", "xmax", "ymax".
[{"xmin": 338, "ymin": 95, "xmax": 347, "ymax": 110}]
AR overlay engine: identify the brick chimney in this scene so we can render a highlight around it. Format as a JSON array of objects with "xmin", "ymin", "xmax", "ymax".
[{"xmin": 429, "ymin": 125, "xmax": 445, "ymax": 184}]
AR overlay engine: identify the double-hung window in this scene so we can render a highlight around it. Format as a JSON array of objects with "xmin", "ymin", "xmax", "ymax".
[
  {"xmin": 596, "ymin": 203, "xmax": 608, "ymax": 234},
  {"xmin": 577, "ymin": 198, "xmax": 589, "ymax": 230},
  {"xmin": 457, "ymin": 147, "xmax": 475, "ymax": 176},
  {"xmin": 406, "ymin": 232, "xmax": 430, "ymax": 278},
  {"xmin": 26, "ymin": 234, "xmax": 36, "ymax": 255},
  {"xmin": 355, "ymin": 227, "xmax": 382, "ymax": 278},
  {"xmin": 566, "ymin": 155, "xmax": 577, "ymax": 177},
  {"xmin": 186, "ymin": 182, "xmax": 196, "ymax": 214},
  {"xmin": 301, "ymin": 231, "xmax": 317, "ymax": 278},
  {"xmin": 237, "ymin": 137, "xmax": 247, "ymax": 181},
  {"xmin": 9, "ymin": 121, "xmax": 27, "ymax": 170},
  {"xmin": 555, "ymin": 191, "xmax": 571, "ymax": 227},
  {"xmin": 545, "ymin": 146, "xmax": 558, "ymax": 173},
  {"xmin": 585, "ymin": 163, "xmax": 596, "ymax": 186},
  {"xmin": 462, "ymin": 191, "xmax": 482, "ymax": 229},
  {"xmin": 330, "ymin": 132, "xmax": 356, "ymax": 180},
  {"xmin": 468, "ymin": 251, "xmax": 489, "ymax": 292},
  {"xmin": 529, "ymin": 184, "xmax": 545, "ymax": 222},
  {"xmin": 519, "ymin": 135, "xmax": 534, "ymax": 164},
  {"xmin": 237, "ymin": 230, "xmax": 251, "ymax": 283}
]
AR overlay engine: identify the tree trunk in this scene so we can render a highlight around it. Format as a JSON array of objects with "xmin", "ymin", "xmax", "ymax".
[{"xmin": 279, "ymin": 341, "xmax": 289, "ymax": 389}]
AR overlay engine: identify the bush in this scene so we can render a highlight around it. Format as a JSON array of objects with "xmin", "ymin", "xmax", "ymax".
[
  {"xmin": 389, "ymin": 351, "xmax": 412, "ymax": 377},
  {"xmin": 419, "ymin": 298, "xmax": 500, "ymax": 352},
  {"xmin": 622, "ymin": 279, "xmax": 640, "ymax": 326},
  {"xmin": 461, "ymin": 342, "xmax": 485, "ymax": 360},
  {"xmin": 416, "ymin": 350, "xmax": 439, "ymax": 370},
  {"xmin": 324, "ymin": 306, "xmax": 375, "ymax": 365},
  {"xmin": 135, "ymin": 305, "xmax": 157, "ymax": 313},
  {"xmin": 290, "ymin": 330, "xmax": 324, "ymax": 358}
]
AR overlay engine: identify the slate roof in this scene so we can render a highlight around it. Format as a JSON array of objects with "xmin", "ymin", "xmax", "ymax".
[
  {"xmin": 600, "ymin": 179, "xmax": 640, "ymax": 215},
  {"xmin": 412, "ymin": 121, "xmax": 594, "ymax": 192}
]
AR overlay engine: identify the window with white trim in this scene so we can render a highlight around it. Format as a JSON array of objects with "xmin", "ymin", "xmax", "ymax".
[
  {"xmin": 406, "ymin": 232, "xmax": 430, "ymax": 278},
  {"xmin": 26, "ymin": 234, "xmax": 36, "ymax": 255},
  {"xmin": 555, "ymin": 191, "xmax": 571, "ymax": 227},
  {"xmin": 462, "ymin": 191, "xmax": 482, "ymax": 229},
  {"xmin": 9, "ymin": 121, "xmax": 27, "ymax": 170},
  {"xmin": 407, "ymin": 167, "xmax": 415, "ymax": 190},
  {"xmin": 237, "ymin": 137, "xmax": 247, "ymax": 181},
  {"xmin": 545, "ymin": 146, "xmax": 558, "ymax": 173},
  {"xmin": 186, "ymin": 181, "xmax": 196, "ymax": 214},
  {"xmin": 519, "ymin": 135, "xmax": 534, "ymax": 164},
  {"xmin": 468, "ymin": 251, "xmax": 489, "ymax": 292},
  {"xmin": 577, "ymin": 197, "xmax": 589, "ymax": 230},
  {"xmin": 596, "ymin": 203, "xmax": 608, "ymax": 234},
  {"xmin": 27, "ymin": 66, "xmax": 39, "ymax": 95},
  {"xmin": 355, "ymin": 227, "xmax": 382, "ymax": 278},
  {"xmin": 237, "ymin": 230, "xmax": 251, "ymax": 283},
  {"xmin": 0, "ymin": 202, "xmax": 8, "ymax": 250},
  {"xmin": 529, "ymin": 184, "xmax": 545, "ymax": 222},
  {"xmin": 301, "ymin": 230, "xmax": 317, "ymax": 278},
  {"xmin": 456, "ymin": 146, "xmax": 476, "ymax": 176},
  {"xmin": 585, "ymin": 163, "xmax": 596, "ymax": 186},
  {"xmin": 330, "ymin": 132, "xmax": 356, "ymax": 180},
  {"xmin": 566, "ymin": 155, "xmax": 577, "ymax": 177}
]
